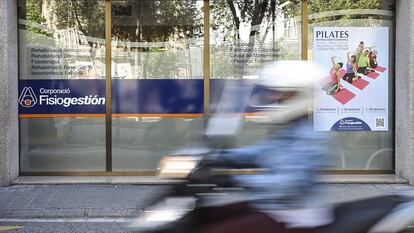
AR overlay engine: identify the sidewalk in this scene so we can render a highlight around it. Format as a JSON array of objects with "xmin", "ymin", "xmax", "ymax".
[{"xmin": 1, "ymin": 184, "xmax": 414, "ymax": 219}]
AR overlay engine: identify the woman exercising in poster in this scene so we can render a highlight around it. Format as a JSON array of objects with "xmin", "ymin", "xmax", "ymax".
[
  {"xmin": 322, "ymin": 57, "xmax": 343, "ymax": 95},
  {"xmin": 357, "ymin": 49, "xmax": 372, "ymax": 75},
  {"xmin": 369, "ymin": 49, "xmax": 378, "ymax": 68},
  {"xmin": 342, "ymin": 52, "xmax": 359, "ymax": 83}
]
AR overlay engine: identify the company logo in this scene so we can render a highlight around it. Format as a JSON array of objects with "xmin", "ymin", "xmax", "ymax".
[
  {"xmin": 339, "ymin": 119, "xmax": 362, "ymax": 126},
  {"xmin": 19, "ymin": 87, "xmax": 38, "ymax": 108},
  {"xmin": 19, "ymin": 87, "xmax": 106, "ymax": 109},
  {"xmin": 331, "ymin": 117, "xmax": 371, "ymax": 131}
]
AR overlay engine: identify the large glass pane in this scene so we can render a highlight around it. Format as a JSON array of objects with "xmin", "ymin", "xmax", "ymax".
[
  {"xmin": 111, "ymin": 0, "xmax": 204, "ymax": 171},
  {"xmin": 309, "ymin": 0, "xmax": 396, "ymax": 170},
  {"xmin": 18, "ymin": 0, "xmax": 106, "ymax": 172},
  {"xmin": 211, "ymin": 0, "xmax": 302, "ymax": 79},
  {"xmin": 210, "ymin": 0, "xmax": 302, "ymax": 147}
]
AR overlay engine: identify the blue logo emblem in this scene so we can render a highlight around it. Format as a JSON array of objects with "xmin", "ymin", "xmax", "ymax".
[{"xmin": 19, "ymin": 87, "xmax": 38, "ymax": 108}]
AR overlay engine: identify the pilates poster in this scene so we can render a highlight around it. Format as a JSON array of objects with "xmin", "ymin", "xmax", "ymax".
[{"xmin": 313, "ymin": 27, "xmax": 389, "ymax": 131}]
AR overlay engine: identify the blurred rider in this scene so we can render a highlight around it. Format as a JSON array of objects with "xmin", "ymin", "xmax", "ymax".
[{"xmin": 194, "ymin": 61, "xmax": 334, "ymax": 233}]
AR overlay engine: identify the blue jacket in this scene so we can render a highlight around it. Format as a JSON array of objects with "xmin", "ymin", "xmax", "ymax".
[{"xmin": 217, "ymin": 117, "xmax": 331, "ymax": 210}]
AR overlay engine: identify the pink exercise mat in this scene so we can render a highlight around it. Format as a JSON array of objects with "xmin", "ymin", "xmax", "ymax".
[
  {"xmin": 374, "ymin": 66, "xmax": 387, "ymax": 72},
  {"xmin": 332, "ymin": 88, "xmax": 356, "ymax": 105},
  {"xmin": 366, "ymin": 71, "xmax": 380, "ymax": 79},
  {"xmin": 352, "ymin": 78, "xmax": 369, "ymax": 90}
]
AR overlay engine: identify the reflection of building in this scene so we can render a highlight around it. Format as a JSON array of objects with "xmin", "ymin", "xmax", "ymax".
[
  {"xmin": 2, "ymin": 0, "xmax": 414, "ymax": 186},
  {"xmin": 284, "ymin": 18, "xmax": 298, "ymax": 40}
]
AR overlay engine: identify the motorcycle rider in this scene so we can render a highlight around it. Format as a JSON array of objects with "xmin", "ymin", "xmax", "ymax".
[
  {"xmin": 153, "ymin": 61, "xmax": 336, "ymax": 233},
  {"xmin": 128, "ymin": 61, "xmax": 414, "ymax": 233},
  {"xmin": 215, "ymin": 60, "xmax": 331, "ymax": 208}
]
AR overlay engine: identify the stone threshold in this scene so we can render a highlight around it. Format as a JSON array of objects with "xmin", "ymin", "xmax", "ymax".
[
  {"xmin": 12, "ymin": 176, "xmax": 179, "ymax": 185},
  {"xmin": 317, "ymin": 174, "xmax": 409, "ymax": 184},
  {"xmin": 12, "ymin": 174, "xmax": 409, "ymax": 185}
]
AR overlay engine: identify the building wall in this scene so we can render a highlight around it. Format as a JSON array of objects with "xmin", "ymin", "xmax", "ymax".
[
  {"xmin": 0, "ymin": 0, "xmax": 19, "ymax": 186},
  {"xmin": 396, "ymin": 0, "xmax": 414, "ymax": 184}
]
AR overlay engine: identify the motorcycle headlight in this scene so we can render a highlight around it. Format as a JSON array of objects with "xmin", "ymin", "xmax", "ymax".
[{"xmin": 157, "ymin": 156, "xmax": 201, "ymax": 178}]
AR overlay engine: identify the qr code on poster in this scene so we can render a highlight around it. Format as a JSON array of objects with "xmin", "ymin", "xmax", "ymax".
[{"xmin": 375, "ymin": 117, "xmax": 385, "ymax": 128}]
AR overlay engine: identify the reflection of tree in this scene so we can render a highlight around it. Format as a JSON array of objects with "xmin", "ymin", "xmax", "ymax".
[
  {"xmin": 51, "ymin": 0, "xmax": 105, "ymax": 39},
  {"xmin": 111, "ymin": 0, "xmax": 203, "ymax": 79},
  {"xmin": 24, "ymin": 0, "xmax": 52, "ymax": 36},
  {"xmin": 145, "ymin": 48, "xmax": 189, "ymax": 79},
  {"xmin": 126, "ymin": 0, "xmax": 203, "ymax": 42},
  {"xmin": 309, "ymin": 0, "xmax": 383, "ymax": 24},
  {"xmin": 23, "ymin": 0, "xmax": 105, "ymax": 46},
  {"xmin": 217, "ymin": 0, "xmax": 271, "ymax": 78},
  {"xmin": 211, "ymin": 0, "xmax": 300, "ymax": 78}
]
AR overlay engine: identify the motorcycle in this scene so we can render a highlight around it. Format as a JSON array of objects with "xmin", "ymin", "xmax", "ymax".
[
  {"xmin": 126, "ymin": 72, "xmax": 414, "ymax": 233},
  {"xmin": 127, "ymin": 147, "xmax": 414, "ymax": 233}
]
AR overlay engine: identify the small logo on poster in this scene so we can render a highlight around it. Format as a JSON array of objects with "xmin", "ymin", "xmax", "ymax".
[
  {"xmin": 19, "ymin": 87, "xmax": 38, "ymax": 108},
  {"xmin": 331, "ymin": 117, "xmax": 371, "ymax": 131}
]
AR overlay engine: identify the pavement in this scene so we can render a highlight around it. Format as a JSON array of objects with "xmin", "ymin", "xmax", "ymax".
[
  {"xmin": 1, "ymin": 183, "xmax": 414, "ymax": 219},
  {"xmin": 0, "ymin": 183, "xmax": 414, "ymax": 232},
  {"xmin": 0, "ymin": 185, "xmax": 168, "ymax": 219}
]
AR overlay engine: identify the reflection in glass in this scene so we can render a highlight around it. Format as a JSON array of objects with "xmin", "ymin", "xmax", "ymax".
[
  {"xmin": 111, "ymin": 0, "xmax": 204, "ymax": 79},
  {"xmin": 18, "ymin": 0, "xmax": 106, "ymax": 172},
  {"xmin": 18, "ymin": 0, "xmax": 106, "ymax": 80},
  {"xmin": 210, "ymin": 0, "xmax": 301, "ymax": 80},
  {"xmin": 209, "ymin": 1, "xmax": 302, "ymax": 149},
  {"xmin": 111, "ymin": 0, "xmax": 205, "ymax": 171},
  {"xmin": 20, "ymin": 118, "xmax": 106, "ymax": 171},
  {"xmin": 112, "ymin": 117, "xmax": 204, "ymax": 171}
]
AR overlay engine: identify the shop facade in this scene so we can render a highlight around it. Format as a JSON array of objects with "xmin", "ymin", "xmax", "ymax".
[{"xmin": 1, "ymin": 0, "xmax": 414, "ymax": 185}]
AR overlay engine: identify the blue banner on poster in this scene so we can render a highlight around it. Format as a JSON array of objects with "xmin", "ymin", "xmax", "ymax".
[
  {"xmin": 330, "ymin": 117, "xmax": 371, "ymax": 131},
  {"xmin": 18, "ymin": 79, "xmax": 204, "ymax": 115}
]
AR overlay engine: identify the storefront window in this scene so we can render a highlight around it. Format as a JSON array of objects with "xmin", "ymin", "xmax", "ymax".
[
  {"xmin": 110, "ymin": 0, "xmax": 205, "ymax": 171},
  {"xmin": 309, "ymin": 0, "xmax": 396, "ymax": 170},
  {"xmin": 16, "ymin": 0, "xmax": 397, "ymax": 173},
  {"xmin": 209, "ymin": 0, "xmax": 302, "ymax": 147},
  {"xmin": 18, "ymin": 0, "xmax": 106, "ymax": 172}
]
